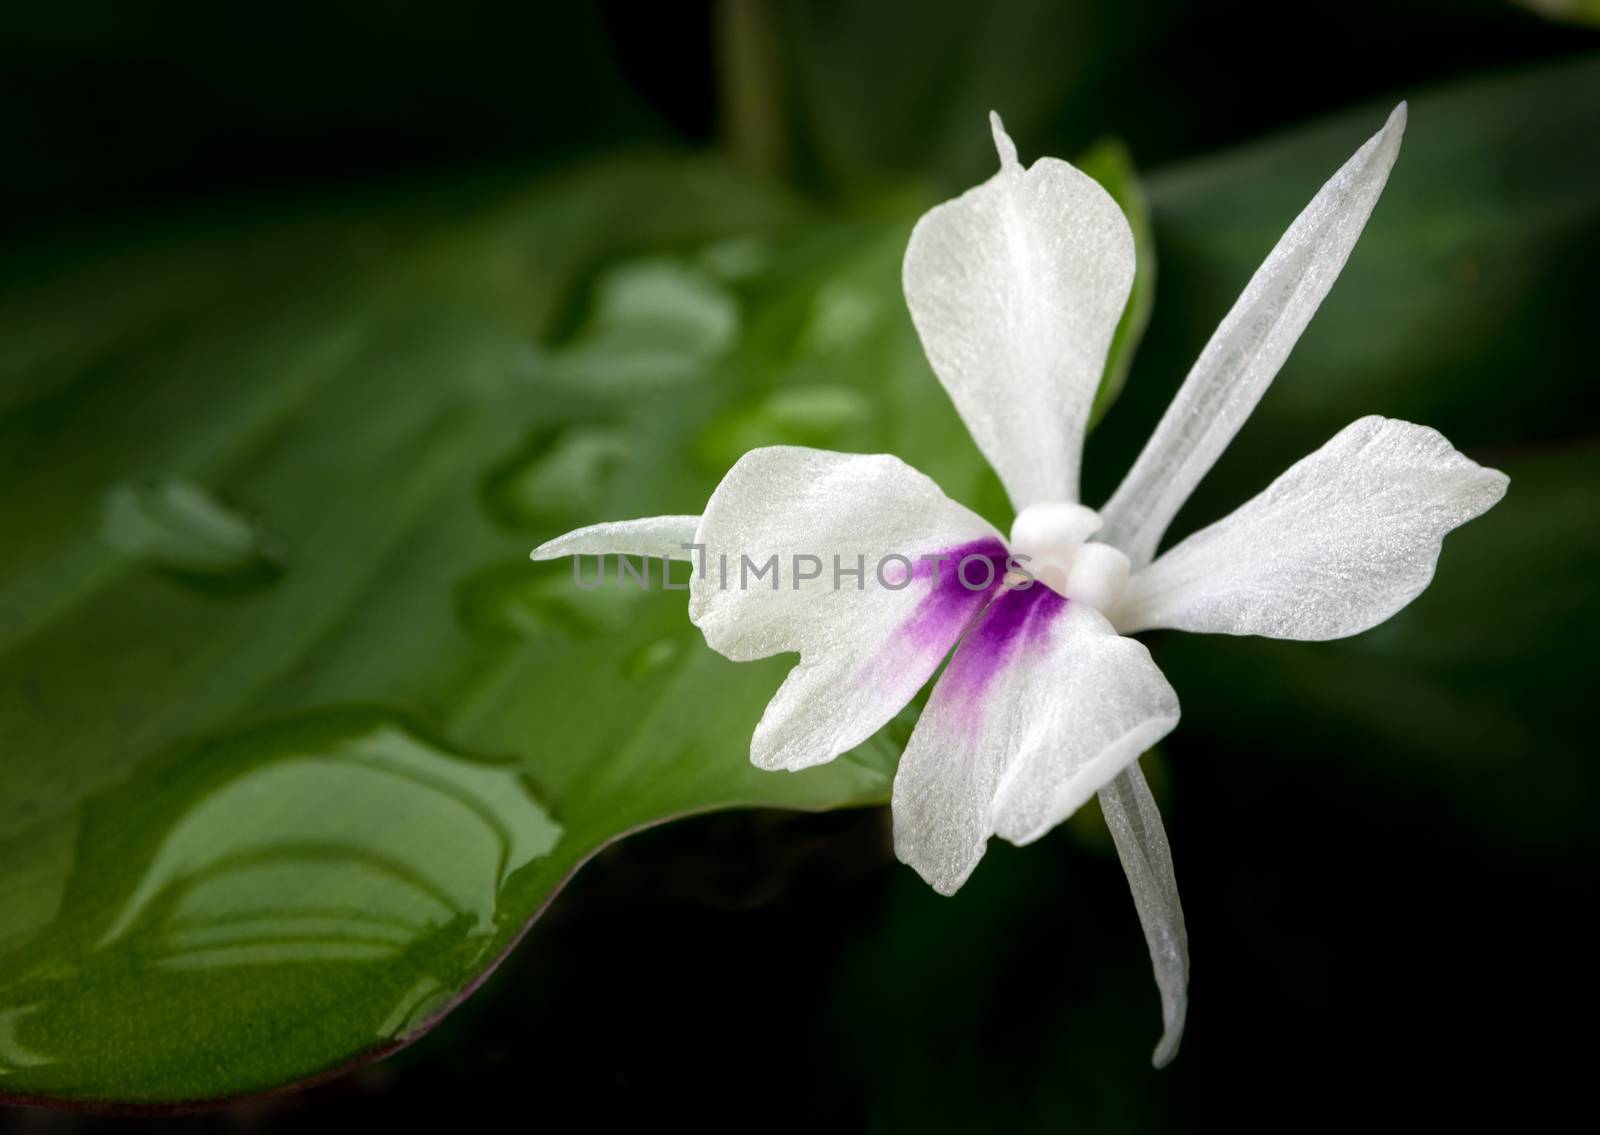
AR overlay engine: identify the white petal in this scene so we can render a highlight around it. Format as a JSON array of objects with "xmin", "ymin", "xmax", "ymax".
[
  {"xmin": 1099, "ymin": 765, "xmax": 1189, "ymax": 1069},
  {"xmin": 1099, "ymin": 104, "xmax": 1408, "ymax": 569},
  {"xmin": 892, "ymin": 588, "xmax": 1179, "ymax": 895},
  {"xmin": 530, "ymin": 515, "xmax": 701, "ymax": 561},
  {"xmin": 903, "ymin": 112, "xmax": 1135, "ymax": 511},
  {"xmin": 690, "ymin": 446, "xmax": 1006, "ymax": 772},
  {"xmin": 1113, "ymin": 416, "xmax": 1508, "ymax": 640}
]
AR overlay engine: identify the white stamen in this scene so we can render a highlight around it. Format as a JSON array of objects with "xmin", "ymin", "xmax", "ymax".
[
  {"xmin": 1009, "ymin": 501, "xmax": 1100, "ymax": 595},
  {"xmin": 1064, "ymin": 542, "xmax": 1130, "ymax": 611}
]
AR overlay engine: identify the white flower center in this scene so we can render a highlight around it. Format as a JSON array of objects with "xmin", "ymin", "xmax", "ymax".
[{"xmin": 1008, "ymin": 501, "xmax": 1130, "ymax": 610}]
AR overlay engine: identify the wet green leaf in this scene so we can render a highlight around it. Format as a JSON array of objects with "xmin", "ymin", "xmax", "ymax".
[
  {"xmin": 0, "ymin": 161, "xmax": 903, "ymax": 1106},
  {"xmin": 2, "ymin": 52, "xmax": 1596, "ymax": 1108}
]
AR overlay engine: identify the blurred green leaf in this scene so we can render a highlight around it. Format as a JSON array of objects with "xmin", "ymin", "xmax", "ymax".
[
  {"xmin": 1094, "ymin": 53, "xmax": 1600, "ymax": 503},
  {"xmin": 761, "ymin": 0, "xmax": 1593, "ymax": 195},
  {"xmin": 768, "ymin": 0, "xmax": 1159, "ymax": 190},
  {"xmin": 1154, "ymin": 438, "xmax": 1600, "ymax": 853},
  {"xmin": 1096, "ymin": 53, "xmax": 1600, "ymax": 852},
  {"xmin": 1511, "ymin": 0, "xmax": 1600, "ymax": 26}
]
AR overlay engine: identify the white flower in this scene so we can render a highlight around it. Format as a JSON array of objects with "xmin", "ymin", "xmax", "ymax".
[{"xmin": 531, "ymin": 105, "xmax": 1507, "ymax": 1066}]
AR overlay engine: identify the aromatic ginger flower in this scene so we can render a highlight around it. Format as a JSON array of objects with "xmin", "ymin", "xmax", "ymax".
[{"xmin": 531, "ymin": 105, "xmax": 1507, "ymax": 1065}]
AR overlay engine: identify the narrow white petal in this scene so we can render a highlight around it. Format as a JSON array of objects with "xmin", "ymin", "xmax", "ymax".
[
  {"xmin": 1114, "ymin": 416, "xmax": 1508, "ymax": 640},
  {"xmin": 690, "ymin": 446, "xmax": 1006, "ymax": 772},
  {"xmin": 893, "ymin": 589, "xmax": 1179, "ymax": 895},
  {"xmin": 530, "ymin": 515, "xmax": 702, "ymax": 561},
  {"xmin": 1100, "ymin": 104, "xmax": 1408, "ymax": 568},
  {"xmin": 1099, "ymin": 765, "xmax": 1189, "ymax": 1069},
  {"xmin": 903, "ymin": 112, "xmax": 1135, "ymax": 511}
]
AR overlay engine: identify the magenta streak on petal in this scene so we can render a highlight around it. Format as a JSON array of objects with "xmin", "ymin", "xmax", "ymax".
[
  {"xmin": 939, "ymin": 584, "xmax": 1067, "ymax": 718},
  {"xmin": 852, "ymin": 538, "xmax": 1010, "ymax": 701},
  {"xmin": 895, "ymin": 538, "xmax": 1010, "ymax": 654}
]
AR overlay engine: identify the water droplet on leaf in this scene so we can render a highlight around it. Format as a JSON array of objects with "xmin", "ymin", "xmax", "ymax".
[
  {"xmin": 697, "ymin": 385, "xmax": 874, "ymax": 470},
  {"xmin": 699, "ymin": 236, "xmax": 771, "ymax": 281},
  {"xmin": 0, "ymin": 1006, "xmax": 51, "ymax": 1072},
  {"xmin": 94, "ymin": 713, "xmax": 562, "ymax": 959},
  {"xmin": 0, "ymin": 710, "xmax": 564, "ymax": 1079},
  {"xmin": 622, "ymin": 637, "xmax": 683, "ymax": 680},
  {"xmin": 457, "ymin": 561, "xmax": 642, "ymax": 640},
  {"xmin": 539, "ymin": 260, "xmax": 738, "ymax": 391},
  {"xmin": 483, "ymin": 423, "xmax": 632, "ymax": 529},
  {"xmin": 798, "ymin": 279, "xmax": 880, "ymax": 356},
  {"xmin": 101, "ymin": 476, "xmax": 283, "ymax": 590}
]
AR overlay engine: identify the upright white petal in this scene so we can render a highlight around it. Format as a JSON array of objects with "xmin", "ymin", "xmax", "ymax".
[
  {"xmin": 1099, "ymin": 764, "xmax": 1189, "ymax": 1069},
  {"xmin": 893, "ymin": 588, "xmax": 1179, "ymax": 895},
  {"xmin": 1113, "ymin": 416, "xmax": 1508, "ymax": 640},
  {"xmin": 1100, "ymin": 105, "xmax": 1408, "ymax": 569},
  {"xmin": 530, "ymin": 515, "xmax": 701, "ymax": 561},
  {"xmin": 903, "ymin": 112, "xmax": 1135, "ymax": 511},
  {"xmin": 690, "ymin": 446, "xmax": 1007, "ymax": 772}
]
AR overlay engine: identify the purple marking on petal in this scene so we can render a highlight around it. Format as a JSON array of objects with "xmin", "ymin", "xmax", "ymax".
[
  {"xmin": 896, "ymin": 537, "xmax": 1010, "ymax": 652},
  {"xmin": 850, "ymin": 538, "xmax": 1011, "ymax": 704},
  {"xmin": 940, "ymin": 584, "xmax": 1067, "ymax": 716}
]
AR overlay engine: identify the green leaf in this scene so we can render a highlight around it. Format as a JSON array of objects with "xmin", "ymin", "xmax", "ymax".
[
  {"xmin": 1152, "ymin": 437, "xmax": 1600, "ymax": 853},
  {"xmin": 1096, "ymin": 54, "xmax": 1600, "ymax": 852},
  {"xmin": 1089, "ymin": 54, "xmax": 1600, "ymax": 508},
  {"xmin": 3, "ymin": 51, "xmax": 1596, "ymax": 1108},
  {"xmin": 0, "ymin": 162, "xmax": 910, "ymax": 1106},
  {"xmin": 1510, "ymin": 0, "xmax": 1600, "ymax": 27},
  {"xmin": 764, "ymin": 0, "xmax": 1165, "ymax": 191}
]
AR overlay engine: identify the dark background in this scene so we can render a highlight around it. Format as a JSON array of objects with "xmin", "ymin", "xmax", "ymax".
[
  {"xmin": 2, "ymin": 0, "xmax": 1591, "ymax": 220},
  {"xmin": 2, "ymin": 1, "xmax": 1596, "ymax": 1130}
]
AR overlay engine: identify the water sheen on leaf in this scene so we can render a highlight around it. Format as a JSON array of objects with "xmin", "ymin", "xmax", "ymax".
[
  {"xmin": 2, "ymin": 53, "xmax": 1596, "ymax": 1108},
  {"xmin": 0, "ymin": 158, "xmax": 895, "ymax": 1107}
]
